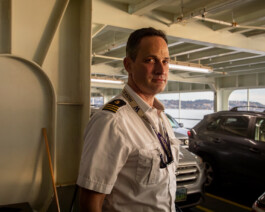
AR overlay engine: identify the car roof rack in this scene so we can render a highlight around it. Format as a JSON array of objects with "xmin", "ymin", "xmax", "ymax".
[{"xmin": 230, "ymin": 106, "xmax": 265, "ymax": 112}]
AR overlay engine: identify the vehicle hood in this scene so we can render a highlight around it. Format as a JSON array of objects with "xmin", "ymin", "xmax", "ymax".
[
  {"xmin": 179, "ymin": 146, "xmax": 198, "ymax": 165},
  {"xmin": 173, "ymin": 131, "xmax": 188, "ymax": 139},
  {"xmin": 173, "ymin": 127, "xmax": 188, "ymax": 137}
]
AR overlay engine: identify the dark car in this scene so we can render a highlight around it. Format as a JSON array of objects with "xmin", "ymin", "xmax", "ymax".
[{"xmin": 188, "ymin": 106, "xmax": 265, "ymax": 189}]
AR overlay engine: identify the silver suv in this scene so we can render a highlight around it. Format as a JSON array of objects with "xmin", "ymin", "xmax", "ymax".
[
  {"xmin": 166, "ymin": 113, "xmax": 189, "ymax": 148},
  {"xmin": 176, "ymin": 139, "xmax": 205, "ymax": 209}
]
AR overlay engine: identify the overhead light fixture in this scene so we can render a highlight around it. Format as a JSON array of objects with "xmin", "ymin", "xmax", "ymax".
[
  {"xmin": 169, "ymin": 61, "xmax": 213, "ymax": 73},
  {"xmin": 91, "ymin": 78, "xmax": 124, "ymax": 84}
]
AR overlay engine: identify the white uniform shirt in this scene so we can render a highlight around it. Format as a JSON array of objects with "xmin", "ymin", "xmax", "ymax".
[{"xmin": 77, "ymin": 84, "xmax": 180, "ymax": 212}]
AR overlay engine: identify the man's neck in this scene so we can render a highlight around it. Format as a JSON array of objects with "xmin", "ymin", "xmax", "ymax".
[
  {"xmin": 127, "ymin": 82, "xmax": 155, "ymax": 107},
  {"xmin": 137, "ymin": 93, "xmax": 155, "ymax": 107}
]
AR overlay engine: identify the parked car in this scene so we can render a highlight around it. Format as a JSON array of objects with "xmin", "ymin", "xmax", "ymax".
[
  {"xmin": 164, "ymin": 114, "xmax": 205, "ymax": 208},
  {"xmin": 91, "ymin": 107, "xmax": 205, "ymax": 209},
  {"xmin": 188, "ymin": 106, "xmax": 265, "ymax": 189},
  {"xmin": 166, "ymin": 113, "xmax": 189, "ymax": 148},
  {"xmin": 176, "ymin": 145, "xmax": 205, "ymax": 209},
  {"xmin": 252, "ymin": 192, "xmax": 265, "ymax": 212}
]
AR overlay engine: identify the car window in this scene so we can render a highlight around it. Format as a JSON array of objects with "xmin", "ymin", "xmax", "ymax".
[
  {"xmin": 254, "ymin": 118, "xmax": 265, "ymax": 142},
  {"xmin": 220, "ymin": 116, "xmax": 249, "ymax": 137},
  {"xmin": 207, "ymin": 118, "xmax": 221, "ymax": 130},
  {"xmin": 166, "ymin": 114, "xmax": 180, "ymax": 128}
]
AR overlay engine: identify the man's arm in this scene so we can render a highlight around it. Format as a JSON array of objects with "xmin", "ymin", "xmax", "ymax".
[{"xmin": 79, "ymin": 187, "xmax": 106, "ymax": 212}]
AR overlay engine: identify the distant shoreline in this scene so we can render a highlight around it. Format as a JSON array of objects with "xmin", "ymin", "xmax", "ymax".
[{"xmin": 159, "ymin": 99, "xmax": 265, "ymax": 110}]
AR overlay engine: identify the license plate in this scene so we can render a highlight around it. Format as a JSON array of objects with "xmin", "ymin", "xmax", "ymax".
[{"xmin": 175, "ymin": 187, "xmax": 187, "ymax": 202}]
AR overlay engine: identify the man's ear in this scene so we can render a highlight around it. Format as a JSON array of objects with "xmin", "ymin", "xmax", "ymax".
[{"xmin": 123, "ymin": 57, "xmax": 132, "ymax": 73}]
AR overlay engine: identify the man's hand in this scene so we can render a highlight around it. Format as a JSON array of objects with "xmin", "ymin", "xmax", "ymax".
[{"xmin": 79, "ymin": 187, "xmax": 106, "ymax": 212}]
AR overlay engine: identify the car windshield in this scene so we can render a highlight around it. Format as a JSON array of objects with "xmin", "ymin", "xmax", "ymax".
[{"xmin": 166, "ymin": 114, "xmax": 180, "ymax": 128}]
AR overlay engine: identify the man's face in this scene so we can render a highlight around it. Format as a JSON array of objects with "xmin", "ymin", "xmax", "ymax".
[{"xmin": 125, "ymin": 36, "xmax": 170, "ymax": 96}]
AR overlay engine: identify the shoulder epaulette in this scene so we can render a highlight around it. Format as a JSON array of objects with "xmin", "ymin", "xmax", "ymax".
[{"xmin": 102, "ymin": 99, "xmax": 126, "ymax": 113}]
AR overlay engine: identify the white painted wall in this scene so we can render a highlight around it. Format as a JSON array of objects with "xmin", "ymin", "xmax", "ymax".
[
  {"xmin": 0, "ymin": 55, "xmax": 54, "ymax": 210},
  {"xmin": 0, "ymin": 0, "xmax": 92, "ymax": 211}
]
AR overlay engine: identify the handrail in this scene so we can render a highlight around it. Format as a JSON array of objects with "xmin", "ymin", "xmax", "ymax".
[{"xmin": 173, "ymin": 117, "xmax": 202, "ymax": 121}]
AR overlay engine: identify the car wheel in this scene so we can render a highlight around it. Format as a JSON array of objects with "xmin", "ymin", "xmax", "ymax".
[
  {"xmin": 203, "ymin": 157, "xmax": 218, "ymax": 190},
  {"xmin": 204, "ymin": 161, "xmax": 214, "ymax": 187}
]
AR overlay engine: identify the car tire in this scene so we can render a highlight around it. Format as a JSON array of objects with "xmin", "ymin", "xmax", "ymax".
[{"xmin": 203, "ymin": 156, "xmax": 219, "ymax": 190}]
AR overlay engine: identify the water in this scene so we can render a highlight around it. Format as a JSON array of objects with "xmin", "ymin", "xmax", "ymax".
[{"xmin": 165, "ymin": 109, "xmax": 214, "ymax": 129}]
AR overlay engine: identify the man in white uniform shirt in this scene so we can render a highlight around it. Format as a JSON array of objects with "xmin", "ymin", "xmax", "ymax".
[{"xmin": 77, "ymin": 27, "xmax": 181, "ymax": 212}]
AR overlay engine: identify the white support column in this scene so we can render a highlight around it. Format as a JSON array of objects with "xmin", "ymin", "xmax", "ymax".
[
  {"xmin": 80, "ymin": 0, "xmax": 92, "ymax": 134},
  {"xmin": 215, "ymin": 89, "xmax": 233, "ymax": 111},
  {"xmin": 247, "ymin": 88, "xmax": 250, "ymax": 110},
  {"xmin": 214, "ymin": 91, "xmax": 218, "ymax": 112}
]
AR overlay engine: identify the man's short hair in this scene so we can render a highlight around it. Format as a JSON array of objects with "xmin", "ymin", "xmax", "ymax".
[{"xmin": 126, "ymin": 27, "xmax": 168, "ymax": 61}]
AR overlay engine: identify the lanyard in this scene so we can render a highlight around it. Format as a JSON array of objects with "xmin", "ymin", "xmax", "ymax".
[{"xmin": 122, "ymin": 89, "xmax": 174, "ymax": 168}]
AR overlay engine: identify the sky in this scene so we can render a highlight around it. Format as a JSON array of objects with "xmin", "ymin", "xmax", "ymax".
[
  {"xmin": 229, "ymin": 89, "xmax": 265, "ymax": 105},
  {"xmin": 156, "ymin": 88, "xmax": 265, "ymax": 105},
  {"xmin": 156, "ymin": 91, "xmax": 213, "ymax": 101}
]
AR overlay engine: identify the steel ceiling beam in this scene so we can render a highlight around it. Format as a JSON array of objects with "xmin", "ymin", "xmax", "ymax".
[
  {"xmin": 93, "ymin": 37, "xmax": 128, "ymax": 55},
  {"xmin": 91, "ymin": 64, "xmax": 125, "ymax": 76},
  {"xmin": 128, "ymin": 0, "xmax": 175, "ymax": 15},
  {"xmin": 170, "ymin": 46, "xmax": 213, "ymax": 58},
  {"xmin": 222, "ymin": 63, "xmax": 265, "ymax": 73},
  {"xmin": 177, "ymin": 48, "xmax": 233, "ymax": 62},
  {"xmin": 168, "ymin": 72, "xmax": 214, "ymax": 84},
  {"xmin": 202, "ymin": 52, "xmax": 258, "ymax": 65},
  {"xmin": 212, "ymin": 6, "xmax": 265, "ymax": 31},
  {"xmin": 92, "ymin": 24, "xmax": 107, "ymax": 38},
  {"xmin": 212, "ymin": 56, "xmax": 265, "ymax": 69},
  {"xmin": 173, "ymin": 0, "xmax": 249, "ymax": 23}
]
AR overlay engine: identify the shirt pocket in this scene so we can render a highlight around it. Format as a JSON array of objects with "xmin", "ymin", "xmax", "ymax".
[{"xmin": 135, "ymin": 149, "xmax": 160, "ymax": 185}]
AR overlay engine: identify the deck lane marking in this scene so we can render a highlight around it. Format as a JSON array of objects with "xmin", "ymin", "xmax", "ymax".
[
  {"xmin": 196, "ymin": 205, "xmax": 214, "ymax": 212},
  {"xmin": 206, "ymin": 193, "xmax": 252, "ymax": 211}
]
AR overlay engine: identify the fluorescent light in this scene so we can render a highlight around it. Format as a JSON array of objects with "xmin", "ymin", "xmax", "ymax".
[
  {"xmin": 91, "ymin": 78, "xmax": 124, "ymax": 84},
  {"xmin": 169, "ymin": 62, "xmax": 213, "ymax": 73}
]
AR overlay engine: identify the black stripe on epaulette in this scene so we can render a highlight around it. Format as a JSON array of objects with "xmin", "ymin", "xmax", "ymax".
[{"xmin": 102, "ymin": 99, "xmax": 126, "ymax": 113}]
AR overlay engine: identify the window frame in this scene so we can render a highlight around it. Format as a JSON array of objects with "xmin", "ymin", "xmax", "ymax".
[
  {"xmin": 206, "ymin": 115, "xmax": 251, "ymax": 138},
  {"xmin": 253, "ymin": 117, "xmax": 265, "ymax": 142}
]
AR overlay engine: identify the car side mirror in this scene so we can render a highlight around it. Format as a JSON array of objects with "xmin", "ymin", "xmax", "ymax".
[{"xmin": 179, "ymin": 123, "xmax": 184, "ymax": 128}]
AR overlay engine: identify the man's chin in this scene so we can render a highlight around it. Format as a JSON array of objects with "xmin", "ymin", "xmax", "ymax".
[{"xmin": 151, "ymin": 86, "xmax": 166, "ymax": 95}]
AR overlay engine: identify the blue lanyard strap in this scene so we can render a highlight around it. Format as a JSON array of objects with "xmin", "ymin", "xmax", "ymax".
[
  {"xmin": 122, "ymin": 89, "xmax": 174, "ymax": 168},
  {"xmin": 155, "ymin": 129, "xmax": 173, "ymax": 162}
]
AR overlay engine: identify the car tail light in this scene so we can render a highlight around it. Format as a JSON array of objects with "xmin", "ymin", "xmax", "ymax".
[{"xmin": 188, "ymin": 129, "xmax": 197, "ymax": 139}]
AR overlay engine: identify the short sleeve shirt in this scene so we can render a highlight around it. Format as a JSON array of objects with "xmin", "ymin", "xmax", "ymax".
[{"xmin": 77, "ymin": 84, "xmax": 180, "ymax": 212}]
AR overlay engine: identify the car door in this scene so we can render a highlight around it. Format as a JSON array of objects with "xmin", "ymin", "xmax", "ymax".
[
  {"xmin": 216, "ymin": 115, "xmax": 265, "ymax": 184},
  {"xmin": 201, "ymin": 115, "xmax": 252, "ymax": 180},
  {"xmin": 248, "ymin": 117, "xmax": 265, "ymax": 184}
]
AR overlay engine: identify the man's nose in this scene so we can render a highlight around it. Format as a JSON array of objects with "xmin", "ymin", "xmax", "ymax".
[{"xmin": 155, "ymin": 61, "xmax": 168, "ymax": 74}]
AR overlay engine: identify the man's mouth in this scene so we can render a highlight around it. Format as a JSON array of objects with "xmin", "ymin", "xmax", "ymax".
[{"xmin": 153, "ymin": 75, "xmax": 166, "ymax": 82}]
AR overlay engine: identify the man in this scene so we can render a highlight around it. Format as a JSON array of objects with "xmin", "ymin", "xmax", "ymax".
[{"xmin": 77, "ymin": 27, "xmax": 180, "ymax": 212}]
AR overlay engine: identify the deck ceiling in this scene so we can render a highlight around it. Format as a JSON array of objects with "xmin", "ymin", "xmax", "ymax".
[{"xmin": 91, "ymin": 0, "xmax": 265, "ymax": 93}]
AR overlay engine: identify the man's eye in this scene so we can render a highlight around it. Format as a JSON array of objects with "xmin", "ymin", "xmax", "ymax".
[
  {"xmin": 163, "ymin": 60, "xmax": 169, "ymax": 64},
  {"xmin": 144, "ymin": 58, "xmax": 155, "ymax": 63}
]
